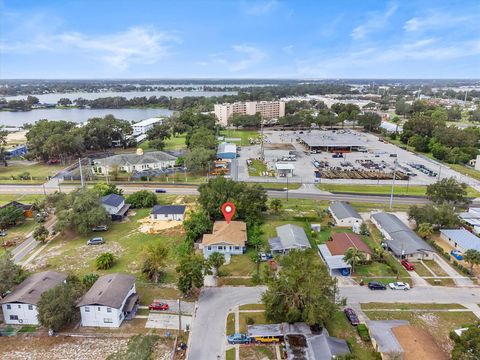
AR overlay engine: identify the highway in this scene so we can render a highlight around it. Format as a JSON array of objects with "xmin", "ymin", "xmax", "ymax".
[{"xmin": 0, "ymin": 183, "xmax": 438, "ymax": 206}]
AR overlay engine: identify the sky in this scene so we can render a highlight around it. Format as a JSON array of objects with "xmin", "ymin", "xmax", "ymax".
[{"xmin": 1, "ymin": 0, "xmax": 479, "ymax": 79}]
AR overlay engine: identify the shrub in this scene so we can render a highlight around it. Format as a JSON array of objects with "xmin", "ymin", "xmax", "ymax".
[
  {"xmin": 95, "ymin": 252, "xmax": 115, "ymax": 270},
  {"xmin": 246, "ymin": 317, "xmax": 255, "ymax": 325},
  {"xmin": 357, "ymin": 323, "xmax": 371, "ymax": 341}
]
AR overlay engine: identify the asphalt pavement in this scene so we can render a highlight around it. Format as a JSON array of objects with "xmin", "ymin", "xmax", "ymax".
[{"xmin": 187, "ymin": 286, "xmax": 265, "ymax": 360}]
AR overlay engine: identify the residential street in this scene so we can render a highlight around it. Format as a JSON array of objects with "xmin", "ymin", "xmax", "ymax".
[{"xmin": 187, "ymin": 286, "xmax": 265, "ymax": 360}]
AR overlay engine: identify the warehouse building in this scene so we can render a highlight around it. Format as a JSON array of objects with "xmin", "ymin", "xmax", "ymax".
[
  {"xmin": 440, "ymin": 229, "xmax": 480, "ymax": 252},
  {"xmin": 297, "ymin": 130, "xmax": 367, "ymax": 153},
  {"xmin": 217, "ymin": 143, "xmax": 237, "ymax": 160}
]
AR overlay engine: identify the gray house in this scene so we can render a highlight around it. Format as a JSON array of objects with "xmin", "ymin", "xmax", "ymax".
[
  {"xmin": 269, "ymin": 224, "xmax": 311, "ymax": 253},
  {"xmin": 329, "ymin": 201, "xmax": 363, "ymax": 227},
  {"xmin": 150, "ymin": 205, "xmax": 186, "ymax": 221},
  {"xmin": 101, "ymin": 194, "xmax": 130, "ymax": 221},
  {"xmin": 371, "ymin": 212, "xmax": 434, "ymax": 261},
  {"xmin": 93, "ymin": 150, "xmax": 176, "ymax": 175}
]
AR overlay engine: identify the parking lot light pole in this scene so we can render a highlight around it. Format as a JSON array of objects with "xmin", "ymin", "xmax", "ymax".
[{"xmin": 389, "ymin": 160, "xmax": 397, "ymax": 209}]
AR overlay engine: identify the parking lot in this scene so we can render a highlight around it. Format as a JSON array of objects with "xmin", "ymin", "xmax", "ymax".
[{"xmin": 237, "ymin": 129, "xmax": 478, "ymax": 187}]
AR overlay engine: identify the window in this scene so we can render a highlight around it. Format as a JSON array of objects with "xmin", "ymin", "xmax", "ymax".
[
  {"xmin": 97, "ymin": 307, "xmax": 101, "ymax": 311},
  {"xmin": 103, "ymin": 318, "xmax": 113, "ymax": 323},
  {"xmin": 18, "ymin": 305, "xmax": 21, "ymax": 309},
  {"xmin": 6, "ymin": 304, "xmax": 11, "ymax": 310},
  {"xmin": 119, "ymin": 314, "xmax": 122, "ymax": 320},
  {"xmin": 234, "ymin": 246, "xmax": 240, "ymax": 250},
  {"xmin": 10, "ymin": 315, "xmax": 18, "ymax": 320},
  {"xmin": 107, "ymin": 307, "xmax": 112, "ymax": 313},
  {"xmin": 85, "ymin": 307, "xmax": 90, "ymax": 312},
  {"xmin": 207, "ymin": 246, "xmax": 212, "ymax": 250},
  {"xmin": 28, "ymin": 305, "xmax": 33, "ymax": 310}
]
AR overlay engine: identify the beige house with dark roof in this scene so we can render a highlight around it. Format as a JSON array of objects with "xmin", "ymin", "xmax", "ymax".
[
  {"xmin": 200, "ymin": 221, "xmax": 247, "ymax": 259},
  {"xmin": 77, "ymin": 273, "xmax": 138, "ymax": 328},
  {"xmin": 0, "ymin": 271, "xmax": 67, "ymax": 325}
]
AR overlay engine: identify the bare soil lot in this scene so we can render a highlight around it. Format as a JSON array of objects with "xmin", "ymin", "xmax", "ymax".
[{"xmin": 392, "ymin": 325, "xmax": 448, "ymax": 360}]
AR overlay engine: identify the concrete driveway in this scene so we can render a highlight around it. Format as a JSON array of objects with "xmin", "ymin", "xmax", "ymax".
[
  {"xmin": 188, "ymin": 286, "xmax": 265, "ymax": 360},
  {"xmin": 367, "ymin": 320, "xmax": 408, "ymax": 354},
  {"xmin": 146, "ymin": 313, "xmax": 192, "ymax": 331},
  {"xmin": 148, "ymin": 299, "xmax": 195, "ymax": 315}
]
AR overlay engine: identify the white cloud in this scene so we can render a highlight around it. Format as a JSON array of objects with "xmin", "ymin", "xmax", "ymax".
[
  {"xmin": 229, "ymin": 45, "xmax": 267, "ymax": 71},
  {"xmin": 351, "ymin": 2, "xmax": 398, "ymax": 39},
  {"xmin": 404, "ymin": 11, "xmax": 473, "ymax": 32},
  {"xmin": 242, "ymin": 0, "xmax": 278, "ymax": 16}
]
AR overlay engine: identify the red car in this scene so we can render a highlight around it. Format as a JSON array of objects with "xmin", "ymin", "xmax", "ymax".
[
  {"xmin": 401, "ymin": 259, "xmax": 415, "ymax": 271},
  {"xmin": 148, "ymin": 302, "xmax": 169, "ymax": 311}
]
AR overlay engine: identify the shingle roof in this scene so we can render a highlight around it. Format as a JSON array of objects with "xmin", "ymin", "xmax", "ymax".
[
  {"xmin": 202, "ymin": 221, "xmax": 247, "ymax": 246},
  {"xmin": 441, "ymin": 229, "xmax": 480, "ymax": 251},
  {"xmin": 77, "ymin": 273, "xmax": 135, "ymax": 309},
  {"xmin": 0, "ymin": 271, "xmax": 67, "ymax": 305},
  {"xmin": 371, "ymin": 212, "xmax": 434, "ymax": 256},
  {"xmin": 329, "ymin": 201, "xmax": 361, "ymax": 220},
  {"xmin": 307, "ymin": 331, "xmax": 351, "ymax": 360},
  {"xmin": 95, "ymin": 151, "xmax": 176, "ymax": 167},
  {"xmin": 151, "ymin": 205, "xmax": 186, "ymax": 215},
  {"xmin": 327, "ymin": 233, "xmax": 372, "ymax": 255},
  {"xmin": 101, "ymin": 194, "xmax": 124, "ymax": 207},
  {"xmin": 269, "ymin": 224, "xmax": 311, "ymax": 251}
]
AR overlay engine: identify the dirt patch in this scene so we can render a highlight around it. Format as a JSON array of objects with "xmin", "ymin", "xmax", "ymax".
[
  {"xmin": 392, "ymin": 325, "xmax": 447, "ymax": 360},
  {"xmin": 0, "ymin": 336, "xmax": 129, "ymax": 360},
  {"xmin": 6, "ymin": 131, "xmax": 27, "ymax": 145},
  {"xmin": 138, "ymin": 216, "xmax": 184, "ymax": 234}
]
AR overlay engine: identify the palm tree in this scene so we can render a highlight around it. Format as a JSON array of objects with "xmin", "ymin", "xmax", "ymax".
[
  {"xmin": 417, "ymin": 223, "xmax": 434, "ymax": 239},
  {"xmin": 343, "ymin": 247, "xmax": 366, "ymax": 274},
  {"xmin": 142, "ymin": 244, "xmax": 168, "ymax": 283},
  {"xmin": 208, "ymin": 252, "xmax": 225, "ymax": 276},
  {"xmin": 95, "ymin": 252, "xmax": 115, "ymax": 270},
  {"xmin": 463, "ymin": 249, "xmax": 480, "ymax": 273}
]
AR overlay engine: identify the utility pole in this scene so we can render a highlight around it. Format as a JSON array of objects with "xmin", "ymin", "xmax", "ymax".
[
  {"xmin": 286, "ymin": 176, "xmax": 289, "ymax": 202},
  {"xmin": 260, "ymin": 118, "xmax": 265, "ymax": 161},
  {"xmin": 79, "ymin": 158, "xmax": 84, "ymax": 188},
  {"xmin": 389, "ymin": 159, "xmax": 397, "ymax": 210},
  {"xmin": 178, "ymin": 299, "xmax": 182, "ymax": 334}
]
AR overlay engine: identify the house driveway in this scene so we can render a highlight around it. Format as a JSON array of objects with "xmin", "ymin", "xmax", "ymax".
[
  {"xmin": 146, "ymin": 313, "xmax": 192, "ymax": 331},
  {"xmin": 367, "ymin": 320, "xmax": 409, "ymax": 354}
]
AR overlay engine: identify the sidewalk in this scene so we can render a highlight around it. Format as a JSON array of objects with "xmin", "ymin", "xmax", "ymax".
[{"xmin": 433, "ymin": 254, "xmax": 473, "ymax": 287}]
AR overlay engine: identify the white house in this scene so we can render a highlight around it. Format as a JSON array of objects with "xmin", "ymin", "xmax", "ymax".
[
  {"xmin": 77, "ymin": 273, "xmax": 138, "ymax": 328},
  {"xmin": 101, "ymin": 194, "xmax": 130, "ymax": 221},
  {"xmin": 0, "ymin": 271, "xmax": 67, "ymax": 325},
  {"xmin": 132, "ymin": 118, "xmax": 165, "ymax": 136},
  {"xmin": 150, "ymin": 205, "xmax": 186, "ymax": 221},
  {"xmin": 440, "ymin": 229, "xmax": 480, "ymax": 252},
  {"xmin": 200, "ymin": 221, "xmax": 247, "ymax": 259},
  {"xmin": 268, "ymin": 224, "xmax": 311, "ymax": 254},
  {"xmin": 92, "ymin": 150, "xmax": 176, "ymax": 175},
  {"xmin": 329, "ymin": 201, "xmax": 363, "ymax": 227}
]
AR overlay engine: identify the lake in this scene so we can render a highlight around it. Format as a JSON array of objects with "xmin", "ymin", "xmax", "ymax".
[
  {"xmin": 0, "ymin": 108, "xmax": 175, "ymax": 126},
  {"xmin": 4, "ymin": 90, "xmax": 237, "ymax": 103}
]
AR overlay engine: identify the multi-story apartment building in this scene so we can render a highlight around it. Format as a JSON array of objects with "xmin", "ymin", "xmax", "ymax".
[{"xmin": 214, "ymin": 101, "xmax": 285, "ymax": 125}]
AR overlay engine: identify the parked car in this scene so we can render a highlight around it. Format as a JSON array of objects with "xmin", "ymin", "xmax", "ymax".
[
  {"xmin": 87, "ymin": 237, "xmax": 105, "ymax": 245},
  {"xmin": 155, "ymin": 189, "xmax": 167, "ymax": 193},
  {"xmin": 92, "ymin": 225, "xmax": 108, "ymax": 232},
  {"xmin": 252, "ymin": 335, "xmax": 281, "ymax": 344},
  {"xmin": 401, "ymin": 259, "xmax": 415, "ymax": 271},
  {"xmin": 259, "ymin": 252, "xmax": 273, "ymax": 261},
  {"xmin": 450, "ymin": 250, "xmax": 464, "ymax": 260},
  {"xmin": 389, "ymin": 282, "xmax": 410, "ymax": 290},
  {"xmin": 148, "ymin": 302, "xmax": 169, "ymax": 311},
  {"xmin": 368, "ymin": 282, "xmax": 387, "ymax": 290},
  {"xmin": 227, "ymin": 333, "xmax": 252, "ymax": 344},
  {"xmin": 0, "ymin": 230, "xmax": 7, "ymax": 237},
  {"xmin": 344, "ymin": 308, "xmax": 360, "ymax": 326}
]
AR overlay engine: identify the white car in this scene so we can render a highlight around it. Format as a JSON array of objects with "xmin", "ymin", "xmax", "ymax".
[{"xmin": 389, "ymin": 282, "xmax": 410, "ymax": 290}]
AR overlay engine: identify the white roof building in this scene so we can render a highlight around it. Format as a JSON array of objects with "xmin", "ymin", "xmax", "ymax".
[{"xmin": 132, "ymin": 118, "xmax": 165, "ymax": 136}]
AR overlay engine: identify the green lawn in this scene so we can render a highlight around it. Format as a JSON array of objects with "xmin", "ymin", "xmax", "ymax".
[
  {"xmin": 325, "ymin": 311, "xmax": 379, "ymax": 360},
  {"xmin": 0, "ymin": 163, "xmax": 66, "ymax": 180},
  {"xmin": 355, "ymin": 262, "xmax": 397, "ymax": 277},
  {"xmin": 221, "ymin": 250, "xmax": 256, "ymax": 276},
  {"xmin": 239, "ymin": 311, "xmax": 274, "ymax": 332},
  {"xmin": 226, "ymin": 313, "xmax": 236, "ymax": 336},
  {"xmin": 318, "ymin": 183, "xmax": 480, "ymax": 198},
  {"xmin": 225, "ymin": 348, "xmax": 235, "ymax": 360},
  {"xmin": 361, "ymin": 303, "xmax": 466, "ymax": 310},
  {"xmin": 248, "ymin": 159, "xmax": 268, "ymax": 176},
  {"xmin": 136, "ymin": 284, "xmax": 183, "ymax": 305},
  {"xmin": 1, "ymin": 219, "xmax": 36, "ymax": 246},
  {"xmin": 423, "ymin": 260, "xmax": 449, "ymax": 276},
  {"xmin": 221, "ymin": 129, "xmax": 260, "ymax": 146},
  {"xmin": 365, "ymin": 310, "xmax": 478, "ymax": 355},
  {"xmin": 412, "ymin": 262, "xmax": 433, "ymax": 277},
  {"xmin": 36, "ymin": 208, "xmax": 185, "ymax": 280},
  {"xmin": 239, "ymin": 304, "xmax": 266, "ymax": 311},
  {"xmin": 253, "ymin": 182, "xmax": 301, "ymax": 190},
  {"xmin": 0, "ymin": 194, "xmax": 46, "ymax": 206},
  {"xmin": 218, "ymin": 277, "xmax": 254, "ymax": 286}
]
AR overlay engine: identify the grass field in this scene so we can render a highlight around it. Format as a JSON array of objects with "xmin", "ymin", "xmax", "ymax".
[
  {"xmin": 32, "ymin": 208, "xmax": 185, "ymax": 281},
  {"xmin": 226, "ymin": 313, "xmax": 235, "ymax": 336},
  {"xmin": 239, "ymin": 304, "xmax": 266, "ymax": 311},
  {"xmin": 221, "ymin": 249, "xmax": 256, "ymax": 276},
  {"xmin": 225, "ymin": 348, "xmax": 235, "ymax": 360},
  {"xmin": 0, "ymin": 163, "xmax": 65, "ymax": 180},
  {"xmin": 317, "ymin": 183, "xmax": 480, "ymax": 197},
  {"xmin": 253, "ymin": 182, "xmax": 301, "ymax": 190},
  {"xmin": 238, "ymin": 311, "xmax": 273, "ymax": 332},
  {"xmin": 1, "ymin": 219, "xmax": 36, "ymax": 247},
  {"xmin": 248, "ymin": 159, "xmax": 268, "ymax": 176},
  {"xmin": 365, "ymin": 310, "xmax": 478, "ymax": 355},
  {"xmin": 221, "ymin": 129, "xmax": 259, "ymax": 146},
  {"xmin": 361, "ymin": 303, "xmax": 466, "ymax": 310}
]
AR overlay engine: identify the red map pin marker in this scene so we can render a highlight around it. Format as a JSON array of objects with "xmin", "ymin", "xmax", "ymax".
[{"xmin": 221, "ymin": 202, "xmax": 236, "ymax": 224}]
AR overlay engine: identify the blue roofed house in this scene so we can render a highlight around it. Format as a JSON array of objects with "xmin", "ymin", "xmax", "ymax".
[
  {"xmin": 150, "ymin": 205, "xmax": 186, "ymax": 221},
  {"xmin": 101, "ymin": 194, "xmax": 130, "ymax": 221},
  {"xmin": 440, "ymin": 229, "xmax": 480, "ymax": 252},
  {"xmin": 200, "ymin": 221, "xmax": 247, "ymax": 260},
  {"xmin": 268, "ymin": 224, "xmax": 311, "ymax": 254},
  {"xmin": 5, "ymin": 145, "xmax": 28, "ymax": 158},
  {"xmin": 217, "ymin": 143, "xmax": 237, "ymax": 160}
]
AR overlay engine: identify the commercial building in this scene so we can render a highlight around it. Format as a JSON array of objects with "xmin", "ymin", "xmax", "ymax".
[
  {"xmin": 329, "ymin": 202, "xmax": 363, "ymax": 227},
  {"xmin": 200, "ymin": 221, "xmax": 247, "ymax": 259},
  {"xmin": 0, "ymin": 271, "xmax": 67, "ymax": 325},
  {"xmin": 92, "ymin": 149, "xmax": 176, "ymax": 175},
  {"xmin": 217, "ymin": 143, "xmax": 237, "ymax": 160},
  {"xmin": 370, "ymin": 212, "xmax": 434, "ymax": 261},
  {"xmin": 268, "ymin": 224, "xmax": 311, "ymax": 253},
  {"xmin": 77, "ymin": 273, "xmax": 138, "ymax": 328},
  {"xmin": 297, "ymin": 130, "xmax": 367, "ymax": 153},
  {"xmin": 440, "ymin": 229, "xmax": 480, "ymax": 252},
  {"xmin": 214, "ymin": 101, "xmax": 285, "ymax": 126},
  {"xmin": 275, "ymin": 163, "xmax": 295, "ymax": 177},
  {"xmin": 132, "ymin": 118, "xmax": 164, "ymax": 136}
]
